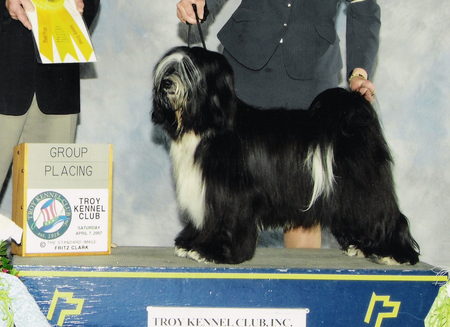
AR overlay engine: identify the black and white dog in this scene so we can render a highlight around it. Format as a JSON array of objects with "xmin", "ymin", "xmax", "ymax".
[{"xmin": 151, "ymin": 46, "xmax": 420, "ymax": 265}]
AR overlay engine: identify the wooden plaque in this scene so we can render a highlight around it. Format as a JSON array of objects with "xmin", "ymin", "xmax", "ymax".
[{"xmin": 12, "ymin": 143, "xmax": 113, "ymax": 257}]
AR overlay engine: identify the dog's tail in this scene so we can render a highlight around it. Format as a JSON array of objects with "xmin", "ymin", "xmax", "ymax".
[{"xmin": 304, "ymin": 87, "xmax": 381, "ymax": 210}]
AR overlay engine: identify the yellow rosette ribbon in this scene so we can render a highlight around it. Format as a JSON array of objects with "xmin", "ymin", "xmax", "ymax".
[{"xmin": 34, "ymin": 0, "xmax": 94, "ymax": 63}]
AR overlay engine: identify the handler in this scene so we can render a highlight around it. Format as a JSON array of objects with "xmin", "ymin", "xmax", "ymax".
[{"xmin": 0, "ymin": 0, "xmax": 99, "ymax": 203}]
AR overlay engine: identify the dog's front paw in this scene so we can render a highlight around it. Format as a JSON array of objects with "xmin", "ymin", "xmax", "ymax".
[
  {"xmin": 174, "ymin": 246, "xmax": 211, "ymax": 263},
  {"xmin": 368, "ymin": 255, "xmax": 401, "ymax": 266},
  {"xmin": 174, "ymin": 246, "xmax": 189, "ymax": 258},
  {"xmin": 344, "ymin": 245, "xmax": 365, "ymax": 258}
]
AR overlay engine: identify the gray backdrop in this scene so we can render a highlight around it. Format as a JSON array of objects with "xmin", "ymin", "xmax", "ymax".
[{"xmin": 1, "ymin": 0, "xmax": 449, "ymax": 269}]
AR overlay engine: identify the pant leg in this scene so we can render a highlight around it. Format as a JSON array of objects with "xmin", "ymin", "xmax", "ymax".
[
  {"xmin": 20, "ymin": 96, "xmax": 78, "ymax": 144},
  {"xmin": 0, "ymin": 94, "xmax": 78, "ymax": 190},
  {"xmin": 0, "ymin": 113, "xmax": 28, "ymax": 187}
]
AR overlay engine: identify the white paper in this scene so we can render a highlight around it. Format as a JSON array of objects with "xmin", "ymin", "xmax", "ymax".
[{"xmin": 0, "ymin": 214, "xmax": 23, "ymax": 244}]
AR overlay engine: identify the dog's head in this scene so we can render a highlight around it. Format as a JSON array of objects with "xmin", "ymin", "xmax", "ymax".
[{"xmin": 152, "ymin": 46, "xmax": 236, "ymax": 140}]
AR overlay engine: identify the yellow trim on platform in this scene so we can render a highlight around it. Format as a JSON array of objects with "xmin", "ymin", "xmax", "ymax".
[{"xmin": 18, "ymin": 271, "xmax": 448, "ymax": 282}]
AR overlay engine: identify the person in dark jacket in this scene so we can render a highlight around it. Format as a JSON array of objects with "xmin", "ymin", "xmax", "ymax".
[
  {"xmin": 0, "ymin": 0, "xmax": 100, "ymax": 192},
  {"xmin": 176, "ymin": 0, "xmax": 380, "ymax": 248}
]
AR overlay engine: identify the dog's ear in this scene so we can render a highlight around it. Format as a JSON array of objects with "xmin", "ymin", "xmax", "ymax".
[
  {"xmin": 206, "ymin": 57, "xmax": 236, "ymax": 129},
  {"xmin": 152, "ymin": 48, "xmax": 187, "ymax": 140},
  {"xmin": 183, "ymin": 48, "xmax": 237, "ymax": 134}
]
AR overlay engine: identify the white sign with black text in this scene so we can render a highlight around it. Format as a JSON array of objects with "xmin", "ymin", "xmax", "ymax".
[{"xmin": 147, "ymin": 307, "xmax": 309, "ymax": 327}]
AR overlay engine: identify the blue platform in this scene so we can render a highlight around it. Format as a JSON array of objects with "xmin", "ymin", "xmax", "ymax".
[{"xmin": 13, "ymin": 247, "xmax": 446, "ymax": 327}]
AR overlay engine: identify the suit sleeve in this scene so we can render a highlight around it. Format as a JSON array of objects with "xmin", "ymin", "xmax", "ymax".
[
  {"xmin": 206, "ymin": 0, "xmax": 217, "ymax": 9},
  {"xmin": 83, "ymin": 0, "xmax": 100, "ymax": 28},
  {"xmin": 0, "ymin": 0, "xmax": 6, "ymax": 29},
  {"xmin": 346, "ymin": 0, "xmax": 381, "ymax": 78}
]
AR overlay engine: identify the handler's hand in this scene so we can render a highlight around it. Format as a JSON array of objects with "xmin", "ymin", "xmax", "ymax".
[
  {"xmin": 177, "ymin": 0, "xmax": 206, "ymax": 25},
  {"xmin": 349, "ymin": 68, "xmax": 376, "ymax": 103},
  {"xmin": 6, "ymin": 0, "xmax": 35, "ymax": 30}
]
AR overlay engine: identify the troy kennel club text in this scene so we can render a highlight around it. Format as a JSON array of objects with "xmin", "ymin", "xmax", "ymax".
[{"xmin": 152, "ymin": 318, "xmax": 294, "ymax": 327}]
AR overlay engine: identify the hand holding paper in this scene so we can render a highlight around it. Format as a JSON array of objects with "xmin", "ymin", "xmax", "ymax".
[{"xmin": 6, "ymin": 0, "xmax": 35, "ymax": 30}]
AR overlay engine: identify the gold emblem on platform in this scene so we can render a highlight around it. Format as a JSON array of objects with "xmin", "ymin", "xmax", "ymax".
[
  {"xmin": 364, "ymin": 292, "xmax": 401, "ymax": 327},
  {"xmin": 47, "ymin": 288, "xmax": 85, "ymax": 326}
]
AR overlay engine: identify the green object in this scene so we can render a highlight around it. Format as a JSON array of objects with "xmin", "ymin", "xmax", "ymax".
[
  {"xmin": 425, "ymin": 278, "xmax": 450, "ymax": 327},
  {"xmin": 0, "ymin": 241, "xmax": 19, "ymax": 277},
  {"xmin": 0, "ymin": 277, "xmax": 14, "ymax": 327},
  {"xmin": 0, "ymin": 240, "xmax": 18, "ymax": 326}
]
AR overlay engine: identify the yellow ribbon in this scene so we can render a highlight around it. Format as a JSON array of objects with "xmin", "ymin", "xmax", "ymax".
[{"xmin": 34, "ymin": 0, "xmax": 94, "ymax": 63}]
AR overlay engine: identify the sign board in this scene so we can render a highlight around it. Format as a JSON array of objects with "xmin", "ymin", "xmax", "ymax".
[
  {"xmin": 11, "ymin": 143, "xmax": 113, "ymax": 256},
  {"xmin": 147, "ymin": 307, "xmax": 309, "ymax": 327}
]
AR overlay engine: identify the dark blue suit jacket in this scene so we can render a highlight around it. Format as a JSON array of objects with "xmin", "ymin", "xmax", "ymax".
[
  {"xmin": 0, "ymin": 0, "xmax": 99, "ymax": 115},
  {"xmin": 208, "ymin": 0, "xmax": 380, "ymax": 80}
]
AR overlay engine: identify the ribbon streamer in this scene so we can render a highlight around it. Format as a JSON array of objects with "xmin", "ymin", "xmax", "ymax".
[{"xmin": 33, "ymin": 0, "xmax": 94, "ymax": 63}]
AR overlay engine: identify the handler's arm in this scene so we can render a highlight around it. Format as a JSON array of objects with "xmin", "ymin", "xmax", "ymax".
[{"xmin": 346, "ymin": 0, "xmax": 381, "ymax": 103}]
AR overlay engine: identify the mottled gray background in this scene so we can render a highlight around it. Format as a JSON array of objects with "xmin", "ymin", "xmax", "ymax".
[{"xmin": 1, "ymin": 0, "xmax": 449, "ymax": 269}]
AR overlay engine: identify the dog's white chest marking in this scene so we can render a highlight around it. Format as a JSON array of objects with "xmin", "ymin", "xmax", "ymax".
[{"xmin": 170, "ymin": 133, "xmax": 205, "ymax": 228}]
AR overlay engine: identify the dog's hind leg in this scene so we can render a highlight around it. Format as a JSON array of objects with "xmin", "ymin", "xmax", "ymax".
[
  {"xmin": 368, "ymin": 213, "xmax": 420, "ymax": 265},
  {"xmin": 334, "ymin": 213, "xmax": 420, "ymax": 265}
]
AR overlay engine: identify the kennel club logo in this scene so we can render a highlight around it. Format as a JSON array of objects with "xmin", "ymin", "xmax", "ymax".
[{"xmin": 27, "ymin": 191, "xmax": 72, "ymax": 240}]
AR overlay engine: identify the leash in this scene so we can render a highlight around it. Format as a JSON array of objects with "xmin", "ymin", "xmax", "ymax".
[{"xmin": 188, "ymin": 3, "xmax": 208, "ymax": 49}]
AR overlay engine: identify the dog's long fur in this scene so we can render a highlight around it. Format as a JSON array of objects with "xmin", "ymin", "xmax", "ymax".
[{"xmin": 152, "ymin": 46, "xmax": 420, "ymax": 265}]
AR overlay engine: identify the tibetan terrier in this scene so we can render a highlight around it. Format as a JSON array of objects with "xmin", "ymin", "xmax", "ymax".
[{"xmin": 151, "ymin": 46, "xmax": 420, "ymax": 265}]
